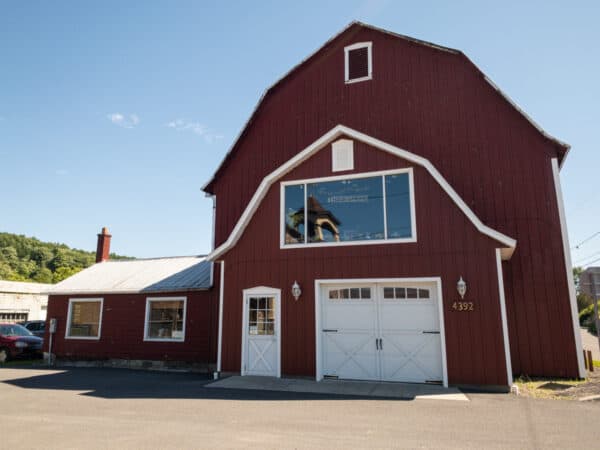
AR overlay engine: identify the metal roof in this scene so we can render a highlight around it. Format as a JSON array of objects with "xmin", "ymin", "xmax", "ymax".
[
  {"xmin": 0, "ymin": 280, "xmax": 52, "ymax": 295},
  {"xmin": 49, "ymin": 256, "xmax": 212, "ymax": 295}
]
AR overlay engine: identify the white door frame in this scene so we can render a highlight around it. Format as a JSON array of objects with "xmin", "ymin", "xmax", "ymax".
[
  {"xmin": 241, "ymin": 286, "xmax": 282, "ymax": 378},
  {"xmin": 315, "ymin": 277, "xmax": 448, "ymax": 387}
]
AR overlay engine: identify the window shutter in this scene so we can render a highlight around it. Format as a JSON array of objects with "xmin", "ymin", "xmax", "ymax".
[
  {"xmin": 348, "ymin": 47, "xmax": 369, "ymax": 80},
  {"xmin": 332, "ymin": 139, "xmax": 354, "ymax": 172}
]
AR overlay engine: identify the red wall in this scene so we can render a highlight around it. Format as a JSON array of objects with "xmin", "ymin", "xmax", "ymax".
[
  {"xmin": 220, "ymin": 143, "xmax": 511, "ymax": 386},
  {"xmin": 44, "ymin": 288, "xmax": 219, "ymax": 364},
  {"xmin": 207, "ymin": 24, "xmax": 578, "ymax": 379}
]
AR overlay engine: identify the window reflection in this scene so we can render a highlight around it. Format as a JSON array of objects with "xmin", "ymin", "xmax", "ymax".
[{"xmin": 283, "ymin": 172, "xmax": 412, "ymax": 245}]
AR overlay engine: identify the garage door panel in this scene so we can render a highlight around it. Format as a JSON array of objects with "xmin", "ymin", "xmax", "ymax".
[
  {"xmin": 324, "ymin": 303, "xmax": 377, "ymax": 330},
  {"xmin": 380, "ymin": 332, "xmax": 443, "ymax": 383},
  {"xmin": 323, "ymin": 331, "xmax": 379, "ymax": 380},
  {"xmin": 379, "ymin": 303, "xmax": 438, "ymax": 330},
  {"xmin": 320, "ymin": 281, "xmax": 443, "ymax": 385}
]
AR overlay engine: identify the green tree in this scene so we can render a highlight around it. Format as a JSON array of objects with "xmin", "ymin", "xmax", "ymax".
[
  {"xmin": 0, "ymin": 231, "xmax": 132, "ymax": 284},
  {"xmin": 52, "ymin": 266, "xmax": 82, "ymax": 283}
]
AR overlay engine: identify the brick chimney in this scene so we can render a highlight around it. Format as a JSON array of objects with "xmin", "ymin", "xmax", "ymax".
[{"xmin": 96, "ymin": 227, "xmax": 112, "ymax": 263}]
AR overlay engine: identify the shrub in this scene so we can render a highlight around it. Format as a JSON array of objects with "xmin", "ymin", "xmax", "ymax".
[{"xmin": 579, "ymin": 302, "xmax": 598, "ymax": 325}]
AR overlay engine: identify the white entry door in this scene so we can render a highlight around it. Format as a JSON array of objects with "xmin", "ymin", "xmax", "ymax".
[
  {"xmin": 242, "ymin": 287, "xmax": 281, "ymax": 377},
  {"xmin": 320, "ymin": 281, "xmax": 445, "ymax": 385}
]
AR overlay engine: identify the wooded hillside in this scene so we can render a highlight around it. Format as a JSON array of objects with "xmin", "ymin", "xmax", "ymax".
[{"xmin": 0, "ymin": 232, "xmax": 132, "ymax": 284}]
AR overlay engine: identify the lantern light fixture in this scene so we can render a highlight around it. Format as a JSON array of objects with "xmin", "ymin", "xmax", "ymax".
[
  {"xmin": 457, "ymin": 276, "xmax": 467, "ymax": 299},
  {"xmin": 292, "ymin": 281, "xmax": 302, "ymax": 301}
]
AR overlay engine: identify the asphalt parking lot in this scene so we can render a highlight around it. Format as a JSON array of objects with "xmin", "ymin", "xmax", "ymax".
[{"xmin": 1, "ymin": 366, "xmax": 599, "ymax": 449}]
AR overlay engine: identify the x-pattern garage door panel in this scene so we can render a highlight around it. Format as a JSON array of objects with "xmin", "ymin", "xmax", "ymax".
[
  {"xmin": 379, "ymin": 332, "xmax": 443, "ymax": 383},
  {"xmin": 321, "ymin": 282, "xmax": 443, "ymax": 384},
  {"xmin": 323, "ymin": 331, "xmax": 379, "ymax": 380}
]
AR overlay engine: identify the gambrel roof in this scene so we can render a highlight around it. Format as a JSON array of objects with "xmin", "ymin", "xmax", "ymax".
[{"xmin": 203, "ymin": 21, "xmax": 569, "ymax": 194}]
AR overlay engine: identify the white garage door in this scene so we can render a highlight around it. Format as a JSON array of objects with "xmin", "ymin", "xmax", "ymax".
[{"xmin": 320, "ymin": 281, "xmax": 444, "ymax": 384}]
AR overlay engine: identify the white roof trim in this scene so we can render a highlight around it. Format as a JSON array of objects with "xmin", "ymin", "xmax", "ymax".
[{"xmin": 207, "ymin": 125, "xmax": 516, "ymax": 261}]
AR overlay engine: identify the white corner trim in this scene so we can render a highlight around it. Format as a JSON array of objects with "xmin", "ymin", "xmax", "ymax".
[
  {"xmin": 207, "ymin": 125, "xmax": 516, "ymax": 261},
  {"xmin": 143, "ymin": 296, "xmax": 187, "ymax": 343},
  {"xmin": 65, "ymin": 298, "xmax": 104, "ymax": 340},
  {"xmin": 241, "ymin": 286, "xmax": 282, "ymax": 378},
  {"xmin": 551, "ymin": 158, "xmax": 586, "ymax": 378},
  {"xmin": 344, "ymin": 41, "xmax": 373, "ymax": 84},
  {"xmin": 216, "ymin": 260, "xmax": 225, "ymax": 374},
  {"xmin": 495, "ymin": 248, "xmax": 513, "ymax": 386}
]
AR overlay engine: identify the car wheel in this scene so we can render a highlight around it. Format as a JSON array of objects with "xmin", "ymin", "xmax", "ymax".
[{"xmin": 0, "ymin": 348, "xmax": 9, "ymax": 363}]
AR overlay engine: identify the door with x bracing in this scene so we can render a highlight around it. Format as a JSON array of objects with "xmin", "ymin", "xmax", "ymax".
[{"xmin": 321, "ymin": 282, "xmax": 443, "ymax": 384}]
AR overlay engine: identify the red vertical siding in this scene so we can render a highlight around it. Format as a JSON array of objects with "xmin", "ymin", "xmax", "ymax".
[
  {"xmin": 44, "ymin": 288, "xmax": 219, "ymax": 364},
  {"xmin": 219, "ymin": 145, "xmax": 510, "ymax": 386},
  {"xmin": 208, "ymin": 25, "xmax": 578, "ymax": 379}
]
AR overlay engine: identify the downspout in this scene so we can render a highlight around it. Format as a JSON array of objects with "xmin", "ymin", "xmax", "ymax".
[{"xmin": 214, "ymin": 259, "xmax": 225, "ymax": 379}]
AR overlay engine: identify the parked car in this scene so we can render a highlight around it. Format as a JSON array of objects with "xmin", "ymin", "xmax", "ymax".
[
  {"xmin": 18, "ymin": 320, "xmax": 46, "ymax": 338},
  {"xmin": 0, "ymin": 323, "xmax": 43, "ymax": 363}
]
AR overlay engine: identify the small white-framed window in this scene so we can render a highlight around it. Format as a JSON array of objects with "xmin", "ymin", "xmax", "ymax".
[
  {"xmin": 344, "ymin": 42, "xmax": 372, "ymax": 84},
  {"xmin": 65, "ymin": 298, "xmax": 103, "ymax": 340},
  {"xmin": 144, "ymin": 297, "xmax": 187, "ymax": 342}
]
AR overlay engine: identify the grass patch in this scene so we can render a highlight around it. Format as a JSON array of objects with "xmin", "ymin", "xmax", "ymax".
[{"xmin": 514, "ymin": 375, "xmax": 587, "ymax": 400}]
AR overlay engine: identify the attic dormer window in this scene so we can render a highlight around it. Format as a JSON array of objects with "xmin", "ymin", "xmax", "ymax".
[{"xmin": 344, "ymin": 42, "xmax": 372, "ymax": 84}]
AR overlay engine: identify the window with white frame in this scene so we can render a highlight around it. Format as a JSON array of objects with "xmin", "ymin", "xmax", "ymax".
[
  {"xmin": 144, "ymin": 297, "xmax": 186, "ymax": 342},
  {"xmin": 344, "ymin": 42, "xmax": 372, "ymax": 83},
  {"xmin": 66, "ymin": 298, "xmax": 103, "ymax": 339},
  {"xmin": 283, "ymin": 169, "xmax": 415, "ymax": 247}
]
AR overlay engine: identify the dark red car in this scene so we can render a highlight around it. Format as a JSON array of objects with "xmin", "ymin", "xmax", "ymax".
[{"xmin": 0, "ymin": 323, "xmax": 43, "ymax": 363}]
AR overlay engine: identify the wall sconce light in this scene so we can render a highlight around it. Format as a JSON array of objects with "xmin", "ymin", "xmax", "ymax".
[
  {"xmin": 292, "ymin": 281, "xmax": 302, "ymax": 301},
  {"xmin": 457, "ymin": 276, "xmax": 467, "ymax": 299}
]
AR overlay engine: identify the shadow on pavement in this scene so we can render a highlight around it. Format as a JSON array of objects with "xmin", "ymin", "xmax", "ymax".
[{"xmin": 1, "ymin": 367, "xmax": 404, "ymax": 401}]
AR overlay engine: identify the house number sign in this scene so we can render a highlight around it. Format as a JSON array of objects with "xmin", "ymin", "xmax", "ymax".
[{"xmin": 452, "ymin": 301, "xmax": 474, "ymax": 311}]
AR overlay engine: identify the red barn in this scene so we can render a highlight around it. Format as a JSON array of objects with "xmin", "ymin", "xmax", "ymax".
[
  {"xmin": 203, "ymin": 22, "xmax": 583, "ymax": 390},
  {"xmin": 44, "ymin": 22, "xmax": 582, "ymax": 391}
]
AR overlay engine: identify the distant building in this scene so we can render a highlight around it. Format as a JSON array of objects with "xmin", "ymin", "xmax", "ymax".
[
  {"xmin": 580, "ymin": 267, "xmax": 600, "ymax": 301},
  {"xmin": 0, "ymin": 281, "xmax": 51, "ymax": 322}
]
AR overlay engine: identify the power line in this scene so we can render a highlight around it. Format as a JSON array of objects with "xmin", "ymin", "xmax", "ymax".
[
  {"xmin": 571, "ymin": 231, "xmax": 600, "ymax": 250},
  {"xmin": 583, "ymin": 255, "xmax": 600, "ymax": 268},
  {"xmin": 575, "ymin": 250, "xmax": 600, "ymax": 265}
]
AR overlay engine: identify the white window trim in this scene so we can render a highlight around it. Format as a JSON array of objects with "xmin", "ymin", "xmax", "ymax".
[
  {"xmin": 65, "ymin": 298, "xmax": 104, "ymax": 340},
  {"xmin": 314, "ymin": 277, "xmax": 448, "ymax": 388},
  {"xmin": 143, "ymin": 296, "xmax": 187, "ymax": 343},
  {"xmin": 280, "ymin": 167, "xmax": 417, "ymax": 249},
  {"xmin": 241, "ymin": 286, "xmax": 282, "ymax": 378},
  {"xmin": 344, "ymin": 41, "xmax": 373, "ymax": 84}
]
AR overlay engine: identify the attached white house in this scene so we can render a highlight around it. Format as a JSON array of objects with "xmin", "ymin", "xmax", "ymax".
[{"xmin": 0, "ymin": 280, "xmax": 51, "ymax": 322}]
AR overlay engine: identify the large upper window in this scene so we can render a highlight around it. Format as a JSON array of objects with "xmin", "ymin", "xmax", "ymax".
[
  {"xmin": 144, "ymin": 297, "xmax": 186, "ymax": 342},
  {"xmin": 66, "ymin": 298, "xmax": 103, "ymax": 339},
  {"xmin": 282, "ymin": 169, "xmax": 415, "ymax": 247}
]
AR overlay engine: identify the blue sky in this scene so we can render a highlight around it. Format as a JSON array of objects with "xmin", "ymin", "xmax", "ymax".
[{"xmin": 1, "ymin": 1, "xmax": 599, "ymax": 264}]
